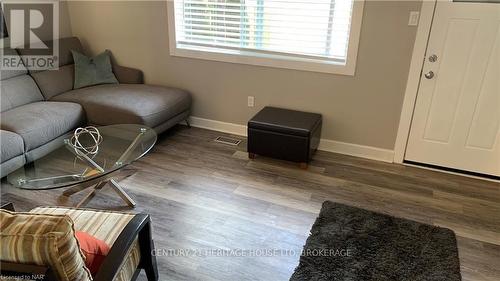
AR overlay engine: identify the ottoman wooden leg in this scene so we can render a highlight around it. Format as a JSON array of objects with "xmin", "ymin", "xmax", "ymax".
[
  {"xmin": 299, "ymin": 162, "xmax": 308, "ymax": 169},
  {"xmin": 248, "ymin": 153, "xmax": 257, "ymax": 159}
]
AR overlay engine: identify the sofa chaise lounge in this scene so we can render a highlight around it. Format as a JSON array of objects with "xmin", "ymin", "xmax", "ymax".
[{"xmin": 0, "ymin": 37, "xmax": 192, "ymax": 177}]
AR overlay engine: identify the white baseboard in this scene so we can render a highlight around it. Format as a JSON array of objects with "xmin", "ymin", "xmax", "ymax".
[
  {"xmin": 188, "ymin": 116, "xmax": 394, "ymax": 163},
  {"xmin": 189, "ymin": 116, "xmax": 247, "ymax": 136},
  {"xmin": 317, "ymin": 139, "xmax": 394, "ymax": 163}
]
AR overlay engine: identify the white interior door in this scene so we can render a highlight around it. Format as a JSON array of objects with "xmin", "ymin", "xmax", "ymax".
[{"xmin": 405, "ymin": 1, "xmax": 500, "ymax": 176}]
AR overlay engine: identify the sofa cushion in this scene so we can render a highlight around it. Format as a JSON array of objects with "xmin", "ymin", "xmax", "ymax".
[
  {"xmin": 75, "ymin": 231, "xmax": 110, "ymax": 276},
  {"xmin": 31, "ymin": 64, "xmax": 75, "ymax": 100},
  {"xmin": 30, "ymin": 207, "xmax": 136, "ymax": 253},
  {"xmin": 17, "ymin": 36, "xmax": 84, "ymax": 72},
  {"xmin": 1, "ymin": 48, "xmax": 45, "ymax": 113},
  {"xmin": 0, "ymin": 155, "xmax": 25, "ymax": 178},
  {"xmin": 0, "ymin": 47, "xmax": 27, "ymax": 80},
  {"xmin": 72, "ymin": 50, "xmax": 118, "ymax": 89},
  {"xmin": 0, "ymin": 75, "xmax": 44, "ymax": 112},
  {"xmin": 0, "ymin": 102, "xmax": 85, "ymax": 151},
  {"xmin": 0, "ymin": 130, "xmax": 24, "ymax": 162},
  {"xmin": 0, "ymin": 210, "xmax": 92, "ymax": 281},
  {"xmin": 17, "ymin": 37, "xmax": 83, "ymax": 99},
  {"xmin": 52, "ymin": 84, "xmax": 192, "ymax": 128}
]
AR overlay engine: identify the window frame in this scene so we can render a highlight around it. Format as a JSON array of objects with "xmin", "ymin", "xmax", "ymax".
[{"xmin": 167, "ymin": 0, "xmax": 365, "ymax": 75}]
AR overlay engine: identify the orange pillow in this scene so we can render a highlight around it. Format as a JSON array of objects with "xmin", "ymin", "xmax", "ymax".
[{"xmin": 75, "ymin": 231, "xmax": 110, "ymax": 276}]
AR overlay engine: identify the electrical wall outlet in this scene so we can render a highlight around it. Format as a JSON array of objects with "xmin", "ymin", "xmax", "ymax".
[
  {"xmin": 408, "ymin": 11, "xmax": 420, "ymax": 26},
  {"xmin": 248, "ymin": 96, "xmax": 255, "ymax": 107}
]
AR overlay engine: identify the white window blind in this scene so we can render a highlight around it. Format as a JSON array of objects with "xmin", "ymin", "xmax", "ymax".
[{"xmin": 173, "ymin": 0, "xmax": 355, "ymax": 63}]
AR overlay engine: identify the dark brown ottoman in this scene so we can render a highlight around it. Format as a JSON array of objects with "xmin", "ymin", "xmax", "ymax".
[{"xmin": 247, "ymin": 107, "xmax": 322, "ymax": 169}]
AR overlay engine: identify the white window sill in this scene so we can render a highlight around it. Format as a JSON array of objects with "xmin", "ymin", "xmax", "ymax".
[{"xmin": 170, "ymin": 44, "xmax": 357, "ymax": 75}]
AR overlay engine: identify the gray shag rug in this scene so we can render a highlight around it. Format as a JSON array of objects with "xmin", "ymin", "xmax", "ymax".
[{"xmin": 290, "ymin": 201, "xmax": 461, "ymax": 281}]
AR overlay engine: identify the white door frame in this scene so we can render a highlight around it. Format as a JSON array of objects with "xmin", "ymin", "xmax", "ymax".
[{"xmin": 393, "ymin": 0, "xmax": 438, "ymax": 163}]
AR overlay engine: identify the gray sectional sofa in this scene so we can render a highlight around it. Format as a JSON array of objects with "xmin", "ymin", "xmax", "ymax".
[{"xmin": 0, "ymin": 37, "xmax": 192, "ymax": 177}]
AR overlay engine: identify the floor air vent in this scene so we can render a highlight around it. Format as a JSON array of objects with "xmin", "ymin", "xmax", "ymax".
[{"xmin": 214, "ymin": 136, "xmax": 242, "ymax": 146}]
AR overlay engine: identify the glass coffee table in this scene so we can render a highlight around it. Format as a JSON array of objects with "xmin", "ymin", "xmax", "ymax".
[{"xmin": 7, "ymin": 124, "xmax": 157, "ymax": 208}]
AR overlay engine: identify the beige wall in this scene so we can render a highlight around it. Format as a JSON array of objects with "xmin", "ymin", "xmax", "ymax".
[
  {"xmin": 66, "ymin": 0, "xmax": 421, "ymax": 150},
  {"xmin": 59, "ymin": 1, "xmax": 73, "ymax": 39}
]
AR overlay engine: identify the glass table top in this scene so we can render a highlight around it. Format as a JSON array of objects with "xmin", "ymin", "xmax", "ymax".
[{"xmin": 7, "ymin": 124, "xmax": 157, "ymax": 190}]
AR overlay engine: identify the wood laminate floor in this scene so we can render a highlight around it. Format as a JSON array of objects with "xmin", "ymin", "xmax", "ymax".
[{"xmin": 1, "ymin": 125, "xmax": 499, "ymax": 281}]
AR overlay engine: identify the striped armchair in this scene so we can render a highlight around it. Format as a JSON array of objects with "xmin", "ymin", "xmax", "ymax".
[{"xmin": 0, "ymin": 203, "xmax": 158, "ymax": 281}]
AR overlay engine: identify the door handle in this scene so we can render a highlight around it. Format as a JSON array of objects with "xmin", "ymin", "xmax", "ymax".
[{"xmin": 424, "ymin": 71, "xmax": 434, "ymax": 79}]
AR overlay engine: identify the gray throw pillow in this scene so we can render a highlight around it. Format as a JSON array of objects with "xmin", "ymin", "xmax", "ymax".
[{"xmin": 71, "ymin": 50, "xmax": 119, "ymax": 89}]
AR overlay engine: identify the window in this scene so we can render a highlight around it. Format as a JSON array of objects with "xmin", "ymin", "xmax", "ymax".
[{"xmin": 167, "ymin": 0, "xmax": 364, "ymax": 75}]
